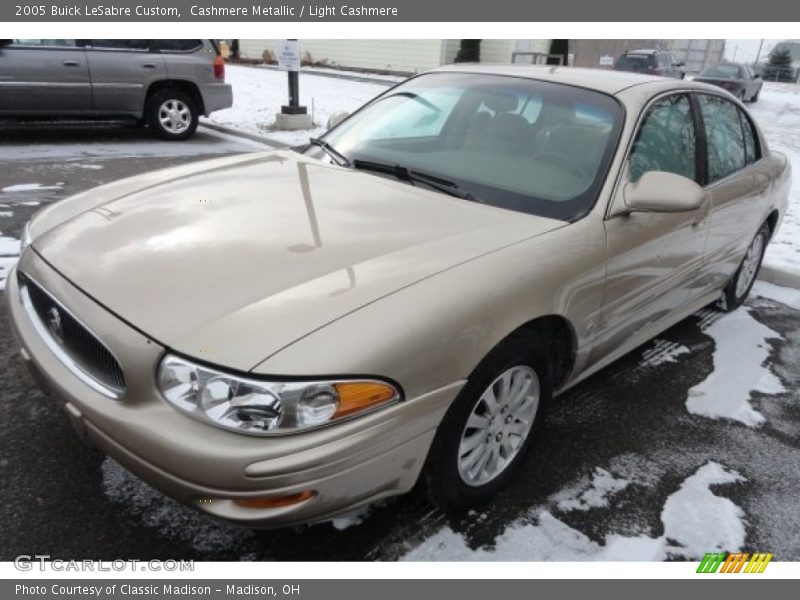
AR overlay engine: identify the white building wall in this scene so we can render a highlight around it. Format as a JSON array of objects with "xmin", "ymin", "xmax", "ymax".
[
  {"xmin": 239, "ymin": 39, "xmax": 445, "ymax": 74},
  {"xmin": 239, "ymin": 40, "xmax": 553, "ymax": 74}
]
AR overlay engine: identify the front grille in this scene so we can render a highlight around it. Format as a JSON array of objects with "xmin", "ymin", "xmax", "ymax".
[{"xmin": 19, "ymin": 272, "xmax": 126, "ymax": 398}]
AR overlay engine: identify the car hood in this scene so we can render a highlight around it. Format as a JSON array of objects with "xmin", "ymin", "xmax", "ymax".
[{"xmin": 34, "ymin": 151, "xmax": 563, "ymax": 371}]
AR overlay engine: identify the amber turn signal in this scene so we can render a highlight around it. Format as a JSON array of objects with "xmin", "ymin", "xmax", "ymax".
[
  {"xmin": 333, "ymin": 382, "xmax": 398, "ymax": 418},
  {"xmin": 233, "ymin": 491, "xmax": 316, "ymax": 510}
]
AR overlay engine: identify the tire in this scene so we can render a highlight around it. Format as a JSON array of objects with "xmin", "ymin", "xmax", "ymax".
[
  {"xmin": 146, "ymin": 89, "xmax": 198, "ymax": 140},
  {"xmin": 424, "ymin": 330, "xmax": 553, "ymax": 511},
  {"xmin": 738, "ymin": 89, "xmax": 747, "ymax": 102},
  {"xmin": 751, "ymin": 88, "xmax": 760, "ymax": 103},
  {"xmin": 719, "ymin": 223, "xmax": 769, "ymax": 312}
]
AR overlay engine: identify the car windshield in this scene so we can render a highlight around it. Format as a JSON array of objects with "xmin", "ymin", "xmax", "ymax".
[
  {"xmin": 699, "ymin": 64, "xmax": 742, "ymax": 79},
  {"xmin": 312, "ymin": 72, "xmax": 624, "ymax": 221}
]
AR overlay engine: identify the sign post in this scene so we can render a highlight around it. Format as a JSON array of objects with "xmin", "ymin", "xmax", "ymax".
[{"xmin": 276, "ymin": 39, "xmax": 312, "ymax": 130}]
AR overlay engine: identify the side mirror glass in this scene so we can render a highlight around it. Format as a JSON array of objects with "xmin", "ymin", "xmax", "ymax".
[
  {"xmin": 754, "ymin": 73, "xmax": 762, "ymax": 79},
  {"xmin": 624, "ymin": 171, "xmax": 707, "ymax": 213},
  {"xmin": 326, "ymin": 111, "xmax": 349, "ymax": 130}
]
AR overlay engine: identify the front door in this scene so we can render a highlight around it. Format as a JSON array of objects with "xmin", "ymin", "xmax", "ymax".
[{"xmin": 591, "ymin": 92, "xmax": 710, "ymax": 365}]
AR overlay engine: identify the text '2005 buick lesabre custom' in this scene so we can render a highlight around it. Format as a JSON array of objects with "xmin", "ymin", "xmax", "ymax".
[{"xmin": 7, "ymin": 66, "xmax": 790, "ymax": 527}]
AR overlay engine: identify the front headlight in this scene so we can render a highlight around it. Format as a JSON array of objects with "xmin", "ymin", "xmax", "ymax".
[
  {"xmin": 157, "ymin": 354, "xmax": 401, "ymax": 435},
  {"xmin": 20, "ymin": 221, "xmax": 32, "ymax": 254}
]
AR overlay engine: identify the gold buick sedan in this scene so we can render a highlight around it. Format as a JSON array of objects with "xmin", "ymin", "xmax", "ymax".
[{"xmin": 8, "ymin": 66, "xmax": 791, "ymax": 527}]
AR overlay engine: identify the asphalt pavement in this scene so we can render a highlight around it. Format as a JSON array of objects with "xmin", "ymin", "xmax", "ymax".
[{"xmin": 0, "ymin": 124, "xmax": 798, "ymax": 562}]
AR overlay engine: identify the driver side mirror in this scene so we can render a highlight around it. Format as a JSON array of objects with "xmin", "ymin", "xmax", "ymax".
[
  {"xmin": 326, "ymin": 111, "xmax": 349, "ymax": 130},
  {"xmin": 0, "ymin": 40, "xmax": 13, "ymax": 48},
  {"xmin": 624, "ymin": 171, "xmax": 707, "ymax": 213},
  {"xmin": 754, "ymin": 73, "xmax": 762, "ymax": 79}
]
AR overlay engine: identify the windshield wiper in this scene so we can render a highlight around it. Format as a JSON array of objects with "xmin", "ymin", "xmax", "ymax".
[
  {"xmin": 352, "ymin": 159, "xmax": 476, "ymax": 201},
  {"xmin": 307, "ymin": 137, "xmax": 351, "ymax": 167}
]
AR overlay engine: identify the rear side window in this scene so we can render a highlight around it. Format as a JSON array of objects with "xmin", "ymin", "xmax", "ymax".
[
  {"xmin": 739, "ymin": 109, "xmax": 760, "ymax": 165},
  {"xmin": 89, "ymin": 40, "xmax": 149, "ymax": 51},
  {"xmin": 698, "ymin": 94, "xmax": 746, "ymax": 182},
  {"xmin": 629, "ymin": 94, "xmax": 697, "ymax": 183},
  {"xmin": 156, "ymin": 40, "xmax": 203, "ymax": 53}
]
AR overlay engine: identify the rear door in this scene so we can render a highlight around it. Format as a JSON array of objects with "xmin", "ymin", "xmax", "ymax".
[
  {"xmin": 696, "ymin": 92, "xmax": 772, "ymax": 290},
  {"xmin": 85, "ymin": 39, "xmax": 166, "ymax": 117},
  {"xmin": 0, "ymin": 39, "xmax": 90, "ymax": 114}
]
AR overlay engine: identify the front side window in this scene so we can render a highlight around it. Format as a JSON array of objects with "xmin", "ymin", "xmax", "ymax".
[
  {"xmin": 698, "ymin": 94, "xmax": 746, "ymax": 182},
  {"xmin": 10, "ymin": 39, "xmax": 78, "ymax": 47},
  {"xmin": 315, "ymin": 72, "xmax": 624, "ymax": 221},
  {"xmin": 628, "ymin": 94, "xmax": 697, "ymax": 183}
]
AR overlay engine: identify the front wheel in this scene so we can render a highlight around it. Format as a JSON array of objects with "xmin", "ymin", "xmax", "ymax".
[
  {"xmin": 424, "ymin": 331, "xmax": 552, "ymax": 511},
  {"xmin": 719, "ymin": 223, "xmax": 769, "ymax": 311},
  {"xmin": 146, "ymin": 89, "xmax": 198, "ymax": 140}
]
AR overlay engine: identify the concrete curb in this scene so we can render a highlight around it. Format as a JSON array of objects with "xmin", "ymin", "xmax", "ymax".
[
  {"xmin": 199, "ymin": 121, "xmax": 292, "ymax": 149},
  {"xmin": 759, "ymin": 264, "xmax": 800, "ymax": 290}
]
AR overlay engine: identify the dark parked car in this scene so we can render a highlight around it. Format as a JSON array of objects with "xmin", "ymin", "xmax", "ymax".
[
  {"xmin": 0, "ymin": 39, "xmax": 232, "ymax": 140},
  {"xmin": 694, "ymin": 63, "xmax": 763, "ymax": 102},
  {"xmin": 613, "ymin": 49, "xmax": 686, "ymax": 79}
]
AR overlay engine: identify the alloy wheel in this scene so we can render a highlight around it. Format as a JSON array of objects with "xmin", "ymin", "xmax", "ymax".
[{"xmin": 457, "ymin": 365, "xmax": 540, "ymax": 487}]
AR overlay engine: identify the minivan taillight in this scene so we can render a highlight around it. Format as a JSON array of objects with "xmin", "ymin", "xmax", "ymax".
[{"xmin": 213, "ymin": 55, "xmax": 225, "ymax": 80}]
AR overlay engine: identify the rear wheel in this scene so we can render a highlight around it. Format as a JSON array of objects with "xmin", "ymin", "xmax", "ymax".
[
  {"xmin": 146, "ymin": 89, "xmax": 198, "ymax": 140},
  {"xmin": 719, "ymin": 223, "xmax": 769, "ymax": 311},
  {"xmin": 751, "ymin": 88, "xmax": 760, "ymax": 103},
  {"xmin": 425, "ymin": 331, "xmax": 552, "ymax": 511}
]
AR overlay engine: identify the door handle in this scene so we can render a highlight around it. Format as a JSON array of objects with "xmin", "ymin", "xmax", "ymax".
[
  {"xmin": 62, "ymin": 60, "xmax": 80, "ymax": 67},
  {"xmin": 141, "ymin": 63, "xmax": 156, "ymax": 69}
]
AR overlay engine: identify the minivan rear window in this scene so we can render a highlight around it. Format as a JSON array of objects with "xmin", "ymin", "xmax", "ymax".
[
  {"xmin": 615, "ymin": 54, "xmax": 655, "ymax": 70},
  {"xmin": 156, "ymin": 40, "xmax": 203, "ymax": 53}
]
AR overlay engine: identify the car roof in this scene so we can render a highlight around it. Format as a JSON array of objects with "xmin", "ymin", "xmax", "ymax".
[{"xmin": 429, "ymin": 64, "xmax": 702, "ymax": 96}]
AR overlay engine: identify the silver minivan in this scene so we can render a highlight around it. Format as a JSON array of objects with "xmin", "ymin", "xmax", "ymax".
[{"xmin": 0, "ymin": 39, "xmax": 232, "ymax": 140}]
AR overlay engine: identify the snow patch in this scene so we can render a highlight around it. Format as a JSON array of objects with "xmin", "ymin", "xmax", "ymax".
[
  {"xmin": 402, "ymin": 462, "xmax": 745, "ymax": 561},
  {"xmin": 687, "ymin": 307, "xmax": 785, "ymax": 427},
  {"xmin": 0, "ymin": 211, "xmax": 12, "ymax": 218},
  {"xmin": 1, "ymin": 182, "xmax": 63, "ymax": 193},
  {"xmin": 640, "ymin": 339, "xmax": 691, "ymax": 367},
  {"xmin": 553, "ymin": 468, "xmax": 630, "ymax": 512},
  {"xmin": 330, "ymin": 504, "xmax": 373, "ymax": 530},
  {"xmin": 752, "ymin": 280, "xmax": 800, "ymax": 311},
  {"xmin": 204, "ymin": 64, "xmax": 387, "ymax": 147}
]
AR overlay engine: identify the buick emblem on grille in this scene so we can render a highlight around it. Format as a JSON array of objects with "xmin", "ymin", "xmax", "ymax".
[{"xmin": 46, "ymin": 306, "xmax": 64, "ymax": 343}]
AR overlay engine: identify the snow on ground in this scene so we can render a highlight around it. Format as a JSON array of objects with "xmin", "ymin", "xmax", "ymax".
[
  {"xmin": 0, "ymin": 233, "xmax": 21, "ymax": 290},
  {"xmin": 204, "ymin": 65, "xmax": 390, "ymax": 146},
  {"xmin": 402, "ymin": 462, "xmax": 745, "ymax": 561},
  {"xmin": 753, "ymin": 279, "xmax": 800, "ymax": 310},
  {"xmin": 686, "ymin": 307, "xmax": 785, "ymax": 427},
  {"xmin": 1, "ymin": 183, "xmax": 63, "ymax": 193},
  {"xmin": 749, "ymin": 82, "xmax": 800, "ymax": 277},
  {"xmin": 640, "ymin": 339, "xmax": 691, "ymax": 367},
  {"xmin": 552, "ymin": 468, "xmax": 630, "ymax": 512}
]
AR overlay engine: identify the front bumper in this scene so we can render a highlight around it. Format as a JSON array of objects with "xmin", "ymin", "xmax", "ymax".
[{"xmin": 7, "ymin": 250, "xmax": 462, "ymax": 528}]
